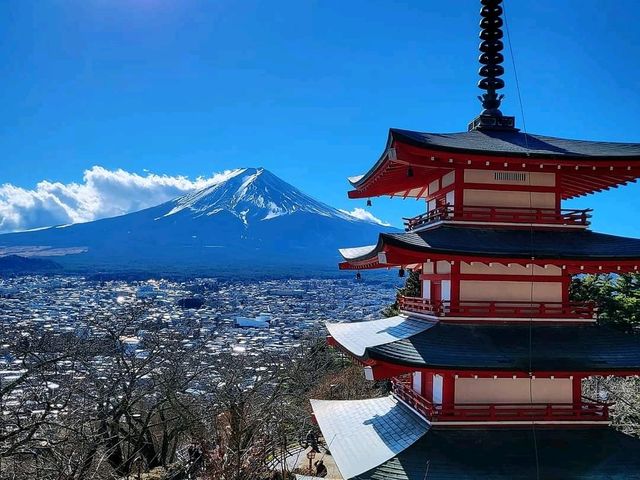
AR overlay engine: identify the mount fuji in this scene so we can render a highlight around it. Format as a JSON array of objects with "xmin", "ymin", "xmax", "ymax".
[{"xmin": 0, "ymin": 168, "xmax": 393, "ymax": 275}]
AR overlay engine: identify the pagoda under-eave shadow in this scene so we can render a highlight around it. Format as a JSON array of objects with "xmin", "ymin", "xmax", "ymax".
[{"xmin": 309, "ymin": 1, "xmax": 640, "ymax": 479}]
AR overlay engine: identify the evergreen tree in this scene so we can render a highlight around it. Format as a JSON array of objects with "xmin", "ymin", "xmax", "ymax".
[
  {"xmin": 382, "ymin": 269, "xmax": 421, "ymax": 317},
  {"xmin": 570, "ymin": 273, "xmax": 640, "ymax": 332}
]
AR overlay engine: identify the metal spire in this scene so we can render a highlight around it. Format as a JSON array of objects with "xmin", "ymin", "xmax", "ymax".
[
  {"xmin": 468, "ymin": 0, "xmax": 516, "ymax": 131},
  {"xmin": 478, "ymin": 0, "xmax": 505, "ymax": 115}
]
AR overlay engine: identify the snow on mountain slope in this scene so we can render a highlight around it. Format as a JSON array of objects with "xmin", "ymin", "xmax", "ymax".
[{"xmin": 161, "ymin": 167, "xmax": 360, "ymax": 224}]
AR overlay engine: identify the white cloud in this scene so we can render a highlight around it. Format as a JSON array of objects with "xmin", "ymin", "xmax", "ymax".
[
  {"xmin": 0, "ymin": 166, "xmax": 243, "ymax": 234},
  {"xmin": 340, "ymin": 207, "xmax": 391, "ymax": 226}
]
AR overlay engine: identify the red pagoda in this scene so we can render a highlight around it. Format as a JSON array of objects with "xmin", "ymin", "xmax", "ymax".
[{"xmin": 309, "ymin": 1, "xmax": 640, "ymax": 478}]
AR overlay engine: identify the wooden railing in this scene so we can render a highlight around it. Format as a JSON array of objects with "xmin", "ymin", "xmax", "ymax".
[
  {"xmin": 398, "ymin": 296, "xmax": 597, "ymax": 320},
  {"xmin": 391, "ymin": 376, "xmax": 438, "ymax": 419},
  {"xmin": 403, "ymin": 205, "xmax": 592, "ymax": 231},
  {"xmin": 391, "ymin": 377, "xmax": 610, "ymax": 423}
]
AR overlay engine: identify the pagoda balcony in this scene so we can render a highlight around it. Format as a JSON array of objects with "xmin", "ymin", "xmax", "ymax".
[
  {"xmin": 391, "ymin": 377, "xmax": 610, "ymax": 424},
  {"xmin": 403, "ymin": 205, "xmax": 592, "ymax": 231},
  {"xmin": 398, "ymin": 296, "xmax": 597, "ymax": 320}
]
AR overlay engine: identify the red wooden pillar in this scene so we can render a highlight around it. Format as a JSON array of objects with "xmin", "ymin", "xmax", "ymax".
[
  {"xmin": 452, "ymin": 168, "xmax": 463, "ymax": 217},
  {"xmin": 450, "ymin": 261, "xmax": 461, "ymax": 311},
  {"xmin": 431, "ymin": 281, "xmax": 442, "ymax": 304},
  {"xmin": 442, "ymin": 374, "xmax": 456, "ymax": 406},
  {"xmin": 562, "ymin": 273, "xmax": 571, "ymax": 305},
  {"xmin": 572, "ymin": 376, "xmax": 583, "ymax": 407},
  {"xmin": 422, "ymin": 371, "xmax": 434, "ymax": 402},
  {"xmin": 555, "ymin": 173, "xmax": 562, "ymax": 212}
]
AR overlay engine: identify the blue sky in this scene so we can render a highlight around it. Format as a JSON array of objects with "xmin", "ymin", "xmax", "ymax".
[{"xmin": 0, "ymin": 0, "xmax": 639, "ymax": 235}]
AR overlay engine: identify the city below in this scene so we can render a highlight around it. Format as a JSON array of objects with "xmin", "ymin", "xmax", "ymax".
[{"xmin": 0, "ymin": 274, "xmax": 399, "ymax": 384}]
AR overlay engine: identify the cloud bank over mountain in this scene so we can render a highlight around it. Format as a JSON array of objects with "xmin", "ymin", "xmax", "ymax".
[
  {"xmin": 0, "ymin": 167, "xmax": 392, "ymax": 233},
  {"xmin": 339, "ymin": 207, "xmax": 390, "ymax": 227},
  {"xmin": 0, "ymin": 167, "xmax": 395, "ymax": 273},
  {"xmin": 0, "ymin": 166, "xmax": 243, "ymax": 233}
]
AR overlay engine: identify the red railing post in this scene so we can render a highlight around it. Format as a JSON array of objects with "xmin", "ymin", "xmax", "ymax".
[
  {"xmin": 392, "ymin": 384, "xmax": 610, "ymax": 424},
  {"xmin": 404, "ymin": 206, "xmax": 591, "ymax": 230},
  {"xmin": 399, "ymin": 296, "xmax": 595, "ymax": 320}
]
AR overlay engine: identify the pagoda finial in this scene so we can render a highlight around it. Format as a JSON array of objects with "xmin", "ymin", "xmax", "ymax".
[
  {"xmin": 478, "ymin": 0, "xmax": 505, "ymax": 114},
  {"xmin": 468, "ymin": 0, "xmax": 517, "ymax": 131}
]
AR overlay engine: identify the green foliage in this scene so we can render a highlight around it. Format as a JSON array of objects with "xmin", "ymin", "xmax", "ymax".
[
  {"xmin": 570, "ymin": 273, "xmax": 640, "ymax": 331},
  {"xmin": 382, "ymin": 269, "xmax": 421, "ymax": 317}
]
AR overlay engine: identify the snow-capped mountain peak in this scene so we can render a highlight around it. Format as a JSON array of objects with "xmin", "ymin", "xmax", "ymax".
[{"xmin": 162, "ymin": 167, "xmax": 359, "ymax": 225}]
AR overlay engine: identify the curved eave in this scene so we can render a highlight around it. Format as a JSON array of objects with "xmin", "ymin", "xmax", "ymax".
[
  {"xmin": 363, "ymin": 323, "xmax": 640, "ymax": 374},
  {"xmin": 381, "ymin": 231, "xmax": 640, "ymax": 262},
  {"xmin": 390, "ymin": 128, "xmax": 640, "ymax": 160},
  {"xmin": 339, "ymin": 227, "xmax": 640, "ymax": 272},
  {"xmin": 338, "ymin": 237, "xmax": 387, "ymax": 270},
  {"xmin": 328, "ymin": 321, "xmax": 640, "ymax": 376},
  {"xmin": 347, "ymin": 129, "xmax": 640, "ymax": 200},
  {"xmin": 338, "ymin": 244, "xmax": 379, "ymax": 262},
  {"xmin": 349, "ymin": 131, "xmax": 395, "ymax": 190},
  {"xmin": 327, "ymin": 316, "xmax": 436, "ymax": 358},
  {"xmin": 376, "ymin": 226, "xmax": 640, "ymax": 268},
  {"xmin": 339, "ymin": 245, "xmax": 640, "ymax": 274},
  {"xmin": 365, "ymin": 349, "xmax": 640, "ymax": 376},
  {"xmin": 310, "ymin": 396, "xmax": 429, "ymax": 480}
]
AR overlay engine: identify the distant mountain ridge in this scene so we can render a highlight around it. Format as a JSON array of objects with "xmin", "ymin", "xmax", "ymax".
[
  {"xmin": 0, "ymin": 255, "xmax": 62, "ymax": 273},
  {"xmin": 0, "ymin": 168, "xmax": 393, "ymax": 274}
]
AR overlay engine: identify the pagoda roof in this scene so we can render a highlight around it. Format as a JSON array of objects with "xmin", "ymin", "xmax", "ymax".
[
  {"xmin": 365, "ymin": 322, "xmax": 640, "ymax": 373},
  {"xmin": 326, "ymin": 315, "xmax": 435, "ymax": 357},
  {"xmin": 348, "ymin": 129, "xmax": 640, "ymax": 199},
  {"xmin": 390, "ymin": 128, "xmax": 640, "ymax": 161},
  {"xmin": 311, "ymin": 396, "xmax": 640, "ymax": 479},
  {"xmin": 340, "ymin": 225, "xmax": 640, "ymax": 270},
  {"xmin": 354, "ymin": 427, "xmax": 640, "ymax": 480},
  {"xmin": 310, "ymin": 396, "xmax": 429, "ymax": 479}
]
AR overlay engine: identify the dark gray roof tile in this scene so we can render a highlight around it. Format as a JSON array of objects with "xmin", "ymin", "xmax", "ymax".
[
  {"xmin": 355, "ymin": 427, "xmax": 640, "ymax": 480},
  {"xmin": 343, "ymin": 225, "xmax": 640, "ymax": 263},
  {"xmin": 391, "ymin": 128, "xmax": 640, "ymax": 159},
  {"xmin": 367, "ymin": 323, "xmax": 640, "ymax": 372}
]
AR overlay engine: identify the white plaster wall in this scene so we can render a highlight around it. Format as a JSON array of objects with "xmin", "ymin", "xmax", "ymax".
[
  {"xmin": 454, "ymin": 378, "xmax": 572, "ymax": 404},
  {"xmin": 412, "ymin": 372, "xmax": 422, "ymax": 394},
  {"xmin": 459, "ymin": 281, "xmax": 563, "ymax": 302},
  {"xmin": 442, "ymin": 171, "xmax": 456, "ymax": 188},
  {"xmin": 423, "ymin": 262, "xmax": 434, "ymax": 274},
  {"xmin": 441, "ymin": 280, "xmax": 451, "ymax": 301},
  {"xmin": 445, "ymin": 189, "xmax": 455, "ymax": 206},
  {"xmin": 422, "ymin": 280, "xmax": 431, "ymax": 300},
  {"xmin": 460, "ymin": 262, "xmax": 561, "ymax": 276},
  {"xmin": 436, "ymin": 261, "xmax": 451, "ymax": 274},
  {"xmin": 463, "ymin": 189, "xmax": 556, "ymax": 209},
  {"xmin": 463, "ymin": 169, "xmax": 556, "ymax": 187},
  {"xmin": 433, "ymin": 375, "xmax": 444, "ymax": 404},
  {"xmin": 428, "ymin": 179, "xmax": 439, "ymax": 196}
]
